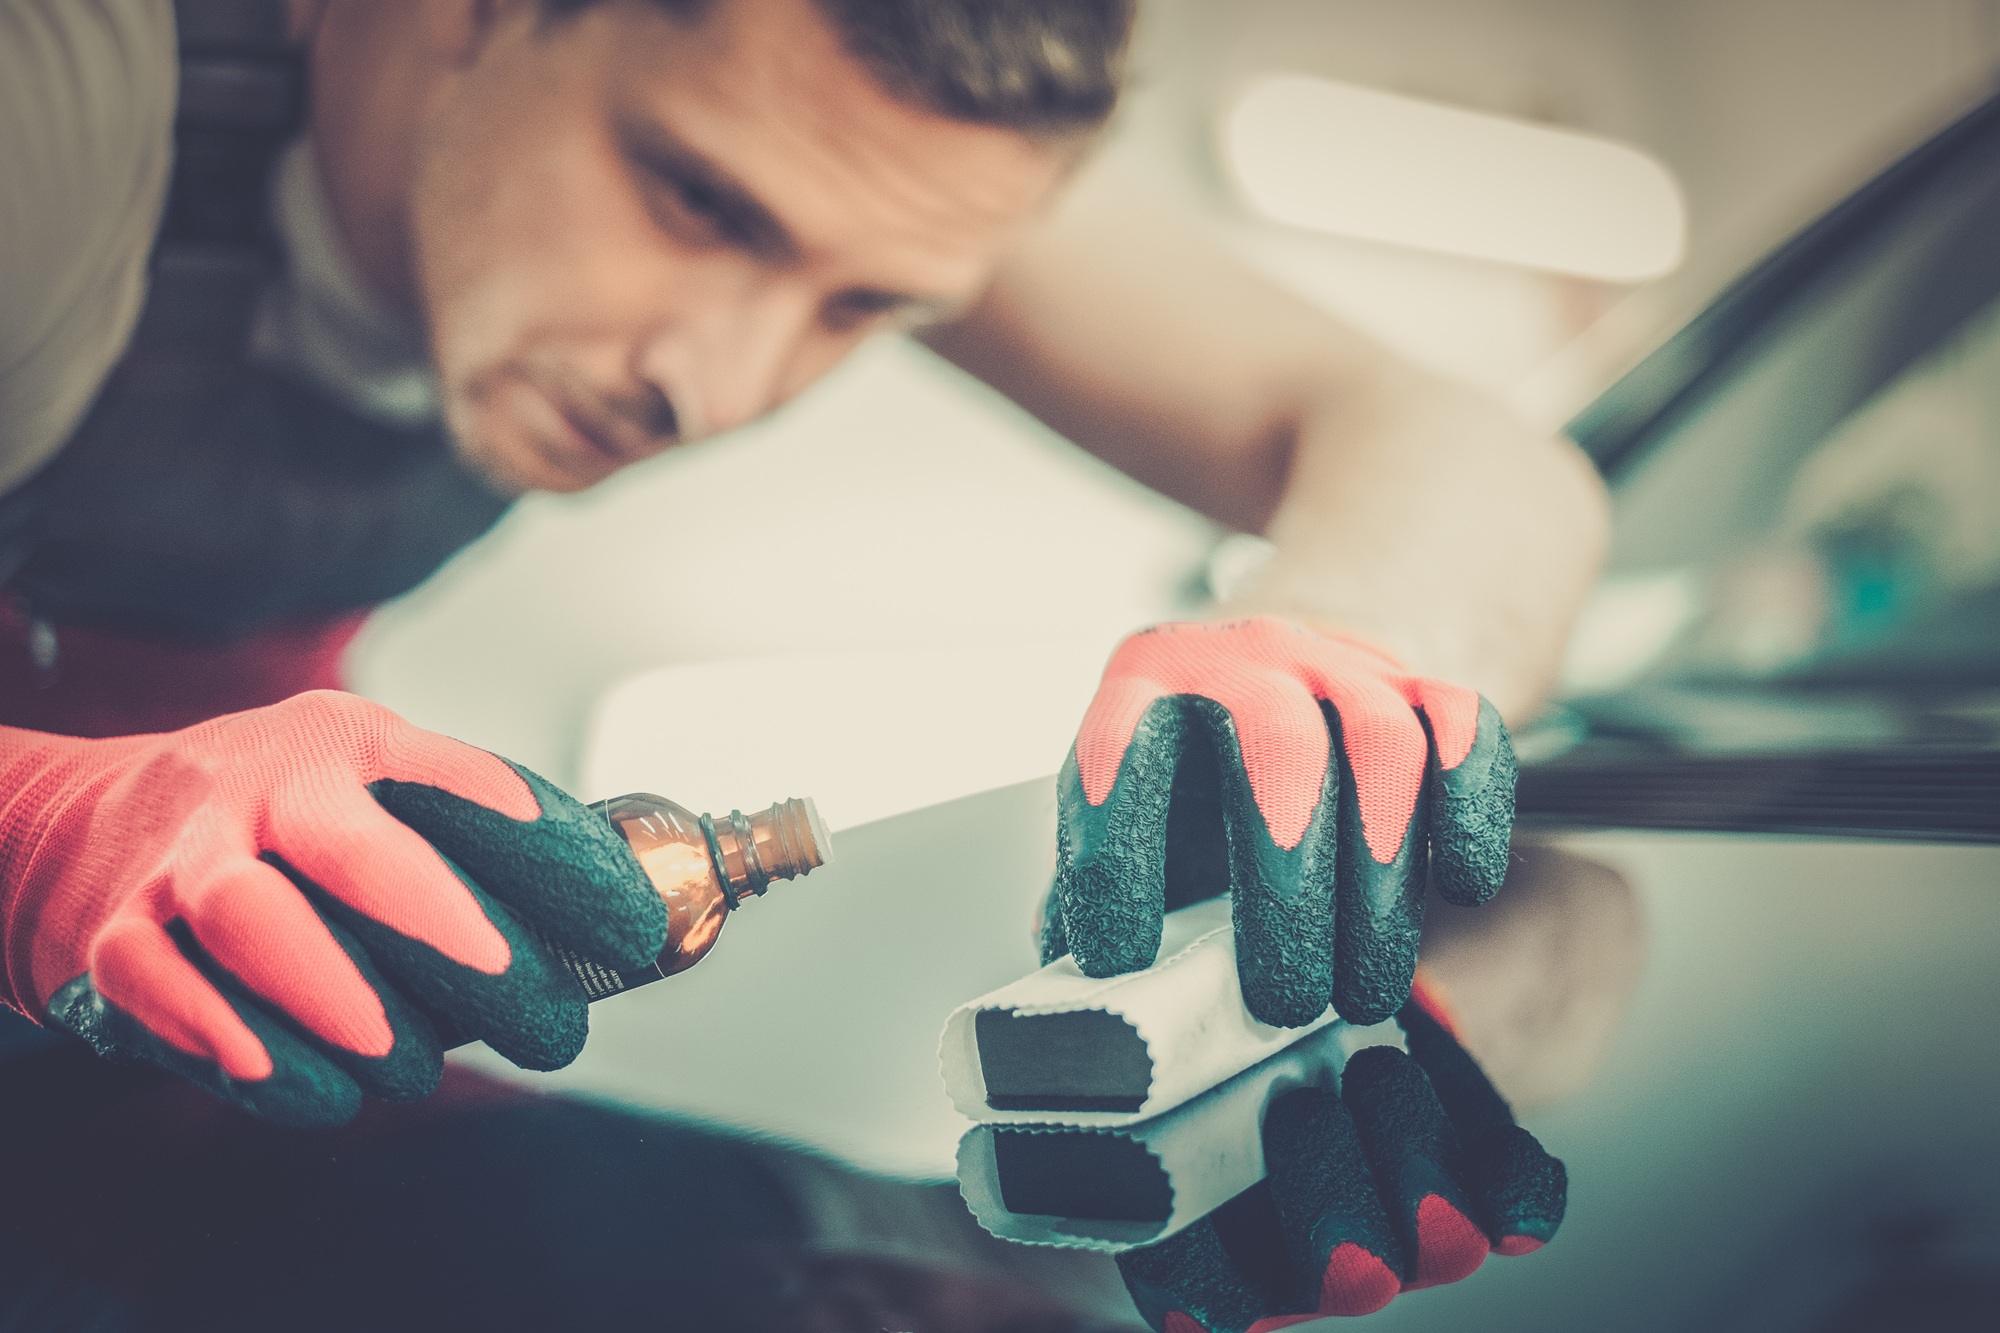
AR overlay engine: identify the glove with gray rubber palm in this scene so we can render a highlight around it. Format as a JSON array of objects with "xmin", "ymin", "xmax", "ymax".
[
  {"xmin": 0, "ymin": 691, "xmax": 667, "ymax": 1127},
  {"xmin": 1046, "ymin": 617, "xmax": 1516, "ymax": 1028}
]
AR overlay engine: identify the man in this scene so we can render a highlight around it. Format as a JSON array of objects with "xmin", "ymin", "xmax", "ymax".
[{"xmin": 0, "ymin": 1, "xmax": 1614, "ymax": 1328}]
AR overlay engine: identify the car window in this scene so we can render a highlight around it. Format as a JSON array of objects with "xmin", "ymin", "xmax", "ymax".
[
  {"xmin": 1568, "ymin": 88, "xmax": 2000, "ymax": 703},
  {"xmin": 1514, "ymin": 90, "xmax": 2000, "ymax": 841},
  {"xmin": 1657, "ymin": 290, "xmax": 2000, "ymax": 689}
]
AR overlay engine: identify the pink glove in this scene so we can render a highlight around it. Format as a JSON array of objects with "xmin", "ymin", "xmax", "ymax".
[
  {"xmin": 0, "ymin": 691, "xmax": 668, "ymax": 1125},
  {"xmin": 1050, "ymin": 617, "xmax": 1515, "ymax": 1027}
]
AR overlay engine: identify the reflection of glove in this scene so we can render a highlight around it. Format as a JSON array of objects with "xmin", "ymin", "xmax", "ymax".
[
  {"xmin": 0, "ymin": 691, "xmax": 667, "ymax": 1127},
  {"xmin": 1119, "ymin": 980, "xmax": 1565, "ymax": 1330},
  {"xmin": 1049, "ymin": 617, "xmax": 1515, "ymax": 1027}
]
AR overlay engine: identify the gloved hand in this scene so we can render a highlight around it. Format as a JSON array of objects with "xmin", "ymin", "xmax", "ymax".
[
  {"xmin": 1118, "ymin": 981, "xmax": 1565, "ymax": 1330},
  {"xmin": 1047, "ymin": 617, "xmax": 1515, "ymax": 1027},
  {"xmin": 0, "ymin": 690, "xmax": 668, "ymax": 1127}
]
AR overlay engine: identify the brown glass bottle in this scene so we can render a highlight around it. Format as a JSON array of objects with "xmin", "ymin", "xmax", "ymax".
[{"xmin": 542, "ymin": 794, "xmax": 832, "ymax": 1003}]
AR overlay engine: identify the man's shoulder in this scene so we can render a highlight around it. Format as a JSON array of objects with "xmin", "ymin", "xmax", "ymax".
[
  {"xmin": 0, "ymin": 0, "xmax": 178, "ymax": 492},
  {"xmin": 0, "ymin": 0, "xmax": 179, "ymax": 197}
]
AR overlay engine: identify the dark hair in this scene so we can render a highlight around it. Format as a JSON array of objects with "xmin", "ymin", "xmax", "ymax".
[{"xmin": 544, "ymin": 0, "xmax": 1135, "ymax": 136}]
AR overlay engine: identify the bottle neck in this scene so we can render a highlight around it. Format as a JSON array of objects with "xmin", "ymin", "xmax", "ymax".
[{"xmin": 699, "ymin": 799, "xmax": 827, "ymax": 907}]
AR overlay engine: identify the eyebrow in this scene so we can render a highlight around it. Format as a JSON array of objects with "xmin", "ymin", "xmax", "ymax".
[{"xmin": 615, "ymin": 112, "xmax": 970, "ymax": 320}]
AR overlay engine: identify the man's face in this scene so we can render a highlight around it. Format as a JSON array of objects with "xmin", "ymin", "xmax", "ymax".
[{"xmin": 406, "ymin": 0, "xmax": 1076, "ymax": 492}]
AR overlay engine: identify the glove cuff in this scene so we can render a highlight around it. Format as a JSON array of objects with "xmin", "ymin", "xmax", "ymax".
[{"xmin": 0, "ymin": 728, "xmax": 157, "ymax": 1016}]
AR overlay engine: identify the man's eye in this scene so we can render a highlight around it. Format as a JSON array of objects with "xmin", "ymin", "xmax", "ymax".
[
  {"xmin": 650, "ymin": 176, "xmax": 723, "ymax": 240},
  {"xmin": 672, "ymin": 175, "xmax": 728, "ymax": 227},
  {"xmin": 640, "ymin": 166, "xmax": 749, "ymax": 249},
  {"xmin": 823, "ymin": 290, "xmax": 915, "ymax": 333}
]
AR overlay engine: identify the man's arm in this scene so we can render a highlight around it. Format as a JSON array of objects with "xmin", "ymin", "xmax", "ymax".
[{"xmin": 922, "ymin": 169, "xmax": 1609, "ymax": 723}]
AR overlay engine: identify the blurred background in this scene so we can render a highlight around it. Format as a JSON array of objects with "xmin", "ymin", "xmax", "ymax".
[
  {"xmin": 352, "ymin": 0, "xmax": 2000, "ymax": 786},
  {"xmin": 348, "ymin": 3, "xmax": 2000, "ymax": 1329}
]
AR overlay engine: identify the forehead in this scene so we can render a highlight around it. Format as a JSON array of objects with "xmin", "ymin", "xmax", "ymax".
[{"xmin": 587, "ymin": 0, "xmax": 1076, "ymax": 294}]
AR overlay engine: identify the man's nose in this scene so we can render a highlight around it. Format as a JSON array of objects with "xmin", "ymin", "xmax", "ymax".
[{"xmin": 638, "ymin": 287, "xmax": 818, "ymax": 441}]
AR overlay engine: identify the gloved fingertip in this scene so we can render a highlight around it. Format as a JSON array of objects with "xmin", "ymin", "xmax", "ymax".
[
  {"xmin": 1242, "ymin": 972, "xmax": 1333, "ymax": 1030},
  {"xmin": 1331, "ymin": 964, "xmax": 1406, "ymax": 1028},
  {"xmin": 234, "ymin": 1076, "xmax": 364, "ymax": 1130},
  {"xmin": 1427, "ymin": 846, "xmax": 1508, "ymax": 908},
  {"xmin": 1058, "ymin": 865, "xmax": 1164, "ymax": 978},
  {"xmin": 1334, "ymin": 996, "xmax": 1396, "ymax": 1029},
  {"xmin": 1317, "ymin": 1241, "xmax": 1402, "ymax": 1316},
  {"xmin": 1467, "ymin": 1126, "xmax": 1567, "ymax": 1248},
  {"xmin": 487, "ymin": 1001, "xmax": 588, "ymax": 1072},
  {"xmin": 1163, "ymin": 1312, "xmax": 1210, "ymax": 1333},
  {"xmin": 1494, "ymin": 1234, "xmax": 1545, "ymax": 1257},
  {"xmin": 1425, "ymin": 711, "xmax": 1515, "ymax": 908},
  {"xmin": 1405, "ymin": 1194, "xmax": 1487, "ymax": 1290},
  {"xmin": 223, "ymin": 1019, "xmax": 368, "ymax": 1129},
  {"xmin": 593, "ymin": 918, "xmax": 671, "ymax": 975},
  {"xmin": 195, "ymin": 1008, "xmax": 365, "ymax": 1128},
  {"xmin": 1330, "ymin": 854, "xmax": 1423, "ymax": 1027},
  {"xmin": 1337, "ymin": 1041, "xmax": 1400, "ymax": 1085},
  {"xmin": 360, "ymin": 1033, "xmax": 445, "ymax": 1103},
  {"xmin": 1232, "ymin": 875, "xmax": 1337, "ymax": 1028},
  {"xmin": 1072, "ymin": 943, "xmax": 1156, "ymax": 979}
]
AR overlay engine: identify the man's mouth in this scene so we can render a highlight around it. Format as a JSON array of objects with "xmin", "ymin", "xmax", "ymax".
[{"xmin": 527, "ymin": 370, "xmax": 674, "ymax": 468}]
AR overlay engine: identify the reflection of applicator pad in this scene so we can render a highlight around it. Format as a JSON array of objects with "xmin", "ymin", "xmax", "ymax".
[
  {"xmin": 938, "ymin": 897, "xmax": 1344, "ymax": 1128},
  {"xmin": 956, "ymin": 1024, "xmax": 1349, "ymax": 1251}
]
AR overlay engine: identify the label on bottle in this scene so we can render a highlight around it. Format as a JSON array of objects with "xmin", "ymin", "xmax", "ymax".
[{"xmin": 547, "ymin": 940, "xmax": 666, "ymax": 1002}]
